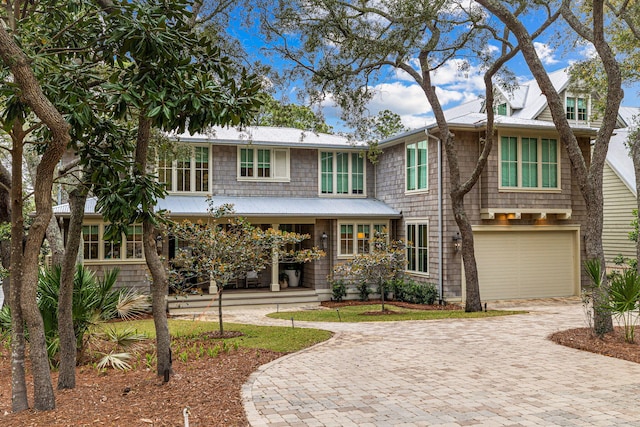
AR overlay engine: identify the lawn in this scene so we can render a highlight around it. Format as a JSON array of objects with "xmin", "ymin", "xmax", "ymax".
[
  {"xmin": 103, "ymin": 318, "xmax": 333, "ymax": 353},
  {"xmin": 267, "ymin": 304, "xmax": 525, "ymax": 322}
]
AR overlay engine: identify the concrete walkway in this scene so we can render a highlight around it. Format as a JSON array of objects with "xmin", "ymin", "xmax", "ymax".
[{"xmin": 224, "ymin": 301, "xmax": 640, "ymax": 426}]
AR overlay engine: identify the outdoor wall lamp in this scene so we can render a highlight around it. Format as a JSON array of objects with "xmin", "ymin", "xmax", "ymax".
[
  {"xmin": 452, "ymin": 232, "xmax": 461, "ymax": 253},
  {"xmin": 321, "ymin": 232, "xmax": 328, "ymax": 250}
]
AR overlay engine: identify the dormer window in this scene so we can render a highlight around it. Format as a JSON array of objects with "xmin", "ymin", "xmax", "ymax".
[
  {"xmin": 566, "ymin": 96, "xmax": 588, "ymax": 122},
  {"xmin": 497, "ymin": 103, "xmax": 508, "ymax": 116}
]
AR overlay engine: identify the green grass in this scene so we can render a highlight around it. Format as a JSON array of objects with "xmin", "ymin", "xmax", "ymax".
[
  {"xmin": 267, "ymin": 304, "xmax": 525, "ymax": 322},
  {"xmin": 103, "ymin": 319, "xmax": 332, "ymax": 353}
]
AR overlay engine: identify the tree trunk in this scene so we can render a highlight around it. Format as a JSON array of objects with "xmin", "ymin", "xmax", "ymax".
[
  {"xmin": 476, "ymin": 0, "xmax": 620, "ymax": 334},
  {"xmin": 218, "ymin": 289, "xmax": 224, "ymax": 335},
  {"xmin": 46, "ymin": 215, "xmax": 64, "ymax": 267},
  {"xmin": 57, "ymin": 187, "xmax": 89, "ymax": 389},
  {"xmin": 135, "ymin": 116, "xmax": 172, "ymax": 378},
  {"xmin": 9, "ymin": 131, "xmax": 28, "ymax": 412},
  {"xmin": 0, "ymin": 162, "xmax": 12, "ymax": 304},
  {"xmin": 0, "ymin": 23, "xmax": 71, "ymax": 411}
]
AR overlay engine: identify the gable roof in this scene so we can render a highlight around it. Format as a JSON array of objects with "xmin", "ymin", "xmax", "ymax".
[{"xmin": 606, "ymin": 128, "xmax": 636, "ymax": 196}]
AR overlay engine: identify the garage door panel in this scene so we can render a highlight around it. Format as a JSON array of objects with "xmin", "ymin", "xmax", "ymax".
[{"xmin": 473, "ymin": 230, "xmax": 577, "ymax": 300}]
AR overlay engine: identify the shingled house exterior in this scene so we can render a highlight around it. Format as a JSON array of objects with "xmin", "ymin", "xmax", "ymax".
[{"xmin": 54, "ymin": 68, "xmax": 634, "ymax": 304}]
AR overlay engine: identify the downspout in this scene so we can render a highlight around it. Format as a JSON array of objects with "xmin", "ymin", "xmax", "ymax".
[{"xmin": 425, "ymin": 129, "xmax": 444, "ymax": 303}]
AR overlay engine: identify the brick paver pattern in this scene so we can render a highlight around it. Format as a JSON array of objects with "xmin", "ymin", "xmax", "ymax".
[{"xmin": 225, "ymin": 300, "xmax": 640, "ymax": 426}]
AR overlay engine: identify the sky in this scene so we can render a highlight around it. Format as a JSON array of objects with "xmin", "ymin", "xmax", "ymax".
[{"xmin": 229, "ymin": 4, "xmax": 640, "ymax": 132}]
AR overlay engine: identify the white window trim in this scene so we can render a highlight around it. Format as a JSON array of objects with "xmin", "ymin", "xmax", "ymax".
[
  {"xmin": 159, "ymin": 144, "xmax": 212, "ymax": 194},
  {"xmin": 497, "ymin": 132, "xmax": 562, "ymax": 192},
  {"xmin": 237, "ymin": 146, "xmax": 290, "ymax": 182},
  {"xmin": 405, "ymin": 219, "xmax": 429, "ymax": 276},
  {"xmin": 81, "ymin": 222, "xmax": 146, "ymax": 263},
  {"xmin": 318, "ymin": 150, "xmax": 367, "ymax": 197},
  {"xmin": 564, "ymin": 93, "xmax": 591, "ymax": 125},
  {"xmin": 336, "ymin": 220, "xmax": 389, "ymax": 258},
  {"xmin": 404, "ymin": 140, "xmax": 429, "ymax": 194}
]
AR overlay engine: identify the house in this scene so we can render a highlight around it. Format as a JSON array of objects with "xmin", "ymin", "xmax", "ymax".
[
  {"xmin": 602, "ymin": 106, "xmax": 640, "ymax": 267},
  {"xmin": 53, "ymin": 68, "xmax": 634, "ymax": 304}
]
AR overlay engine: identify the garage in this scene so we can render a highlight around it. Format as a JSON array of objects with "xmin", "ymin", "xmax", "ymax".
[{"xmin": 469, "ymin": 227, "xmax": 580, "ymax": 300}]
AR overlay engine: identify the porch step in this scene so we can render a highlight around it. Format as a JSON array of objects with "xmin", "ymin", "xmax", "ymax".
[{"xmin": 167, "ymin": 288, "xmax": 320, "ymax": 315}]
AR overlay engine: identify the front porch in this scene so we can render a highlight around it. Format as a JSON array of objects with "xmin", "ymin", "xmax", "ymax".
[{"xmin": 167, "ymin": 287, "xmax": 322, "ymax": 316}]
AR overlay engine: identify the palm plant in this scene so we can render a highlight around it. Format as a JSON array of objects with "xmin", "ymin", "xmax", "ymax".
[
  {"xmin": 607, "ymin": 268, "xmax": 640, "ymax": 343},
  {"xmin": 0, "ymin": 265, "xmax": 150, "ymax": 367}
]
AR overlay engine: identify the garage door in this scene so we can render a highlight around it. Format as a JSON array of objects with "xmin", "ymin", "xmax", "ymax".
[{"xmin": 471, "ymin": 229, "xmax": 578, "ymax": 300}]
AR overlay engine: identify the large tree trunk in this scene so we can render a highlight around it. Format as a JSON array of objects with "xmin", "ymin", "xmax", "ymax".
[
  {"xmin": 0, "ymin": 23, "xmax": 71, "ymax": 411},
  {"xmin": 9, "ymin": 130, "xmax": 28, "ymax": 412},
  {"xmin": 57, "ymin": 187, "xmax": 89, "ymax": 389},
  {"xmin": 135, "ymin": 116, "xmax": 172, "ymax": 378},
  {"xmin": 476, "ymin": 0, "xmax": 621, "ymax": 334}
]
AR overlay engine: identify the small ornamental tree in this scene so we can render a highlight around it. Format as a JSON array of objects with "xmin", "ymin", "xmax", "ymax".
[
  {"xmin": 333, "ymin": 230, "xmax": 406, "ymax": 312},
  {"xmin": 169, "ymin": 203, "xmax": 324, "ymax": 333}
]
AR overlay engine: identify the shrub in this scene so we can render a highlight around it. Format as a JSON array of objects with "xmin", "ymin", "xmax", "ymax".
[
  {"xmin": 356, "ymin": 282, "xmax": 370, "ymax": 301},
  {"xmin": 330, "ymin": 280, "xmax": 347, "ymax": 302},
  {"xmin": 389, "ymin": 278, "xmax": 438, "ymax": 305}
]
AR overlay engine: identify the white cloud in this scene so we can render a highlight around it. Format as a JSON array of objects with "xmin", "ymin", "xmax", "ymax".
[{"xmin": 534, "ymin": 42, "xmax": 559, "ymax": 65}]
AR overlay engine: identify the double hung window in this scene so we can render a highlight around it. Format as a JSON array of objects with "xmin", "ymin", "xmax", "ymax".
[
  {"xmin": 406, "ymin": 222, "xmax": 428, "ymax": 274},
  {"xmin": 338, "ymin": 222, "xmax": 386, "ymax": 256},
  {"xmin": 406, "ymin": 141, "xmax": 428, "ymax": 192}
]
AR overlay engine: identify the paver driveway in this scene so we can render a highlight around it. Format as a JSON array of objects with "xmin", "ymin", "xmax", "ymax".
[{"xmin": 226, "ymin": 301, "xmax": 640, "ymax": 426}]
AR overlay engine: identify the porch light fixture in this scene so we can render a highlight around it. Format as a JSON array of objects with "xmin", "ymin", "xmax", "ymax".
[
  {"xmin": 321, "ymin": 232, "xmax": 328, "ymax": 250},
  {"xmin": 452, "ymin": 232, "xmax": 461, "ymax": 253}
]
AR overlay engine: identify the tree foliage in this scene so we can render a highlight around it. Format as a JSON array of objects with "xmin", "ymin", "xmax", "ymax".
[
  {"xmin": 333, "ymin": 230, "xmax": 405, "ymax": 311},
  {"xmin": 169, "ymin": 203, "xmax": 324, "ymax": 333}
]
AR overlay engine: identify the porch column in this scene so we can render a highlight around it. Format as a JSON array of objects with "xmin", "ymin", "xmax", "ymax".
[{"xmin": 270, "ymin": 223, "xmax": 280, "ymax": 291}]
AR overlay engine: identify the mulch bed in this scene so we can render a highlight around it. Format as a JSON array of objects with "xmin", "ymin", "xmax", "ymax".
[
  {"xmin": 321, "ymin": 299, "xmax": 463, "ymax": 311},
  {"xmin": 549, "ymin": 326, "xmax": 640, "ymax": 364}
]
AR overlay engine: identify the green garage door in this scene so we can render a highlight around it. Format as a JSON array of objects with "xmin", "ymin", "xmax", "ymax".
[{"xmin": 471, "ymin": 229, "xmax": 578, "ymax": 300}]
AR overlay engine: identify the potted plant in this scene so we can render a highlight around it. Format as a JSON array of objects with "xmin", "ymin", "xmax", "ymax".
[{"xmin": 278, "ymin": 272, "xmax": 289, "ymax": 288}]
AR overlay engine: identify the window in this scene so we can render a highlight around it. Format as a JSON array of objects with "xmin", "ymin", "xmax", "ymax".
[
  {"xmin": 500, "ymin": 136, "xmax": 558, "ymax": 189},
  {"xmin": 406, "ymin": 222, "xmax": 428, "ymax": 274},
  {"xmin": 158, "ymin": 145, "xmax": 210, "ymax": 192},
  {"xmin": 497, "ymin": 103, "xmax": 508, "ymax": 116},
  {"xmin": 82, "ymin": 223, "xmax": 144, "ymax": 261},
  {"xmin": 238, "ymin": 147, "xmax": 289, "ymax": 181},
  {"xmin": 338, "ymin": 221, "xmax": 387, "ymax": 256},
  {"xmin": 406, "ymin": 140, "xmax": 428, "ymax": 192},
  {"xmin": 82, "ymin": 225, "xmax": 99, "ymax": 260},
  {"xmin": 320, "ymin": 151, "xmax": 365, "ymax": 195},
  {"xmin": 126, "ymin": 225, "xmax": 143, "ymax": 259},
  {"xmin": 566, "ymin": 96, "xmax": 588, "ymax": 121}
]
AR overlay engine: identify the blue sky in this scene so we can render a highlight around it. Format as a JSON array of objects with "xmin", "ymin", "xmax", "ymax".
[{"xmin": 231, "ymin": 6, "xmax": 640, "ymax": 132}]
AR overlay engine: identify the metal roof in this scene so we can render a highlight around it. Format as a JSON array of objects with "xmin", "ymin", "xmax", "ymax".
[
  {"xmin": 54, "ymin": 195, "xmax": 401, "ymax": 218},
  {"xmin": 606, "ymin": 128, "xmax": 636, "ymax": 196},
  {"xmin": 171, "ymin": 126, "xmax": 365, "ymax": 149}
]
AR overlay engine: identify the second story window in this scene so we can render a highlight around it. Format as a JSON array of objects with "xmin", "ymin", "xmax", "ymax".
[
  {"xmin": 158, "ymin": 145, "xmax": 210, "ymax": 193},
  {"xmin": 319, "ymin": 151, "xmax": 365, "ymax": 195},
  {"xmin": 238, "ymin": 147, "xmax": 289, "ymax": 181},
  {"xmin": 406, "ymin": 140, "xmax": 428, "ymax": 192},
  {"xmin": 566, "ymin": 96, "xmax": 588, "ymax": 121},
  {"xmin": 497, "ymin": 103, "xmax": 508, "ymax": 116},
  {"xmin": 500, "ymin": 136, "xmax": 559, "ymax": 189}
]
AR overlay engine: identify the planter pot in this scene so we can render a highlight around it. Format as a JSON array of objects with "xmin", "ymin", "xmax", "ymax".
[{"xmin": 284, "ymin": 269, "xmax": 300, "ymax": 287}]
